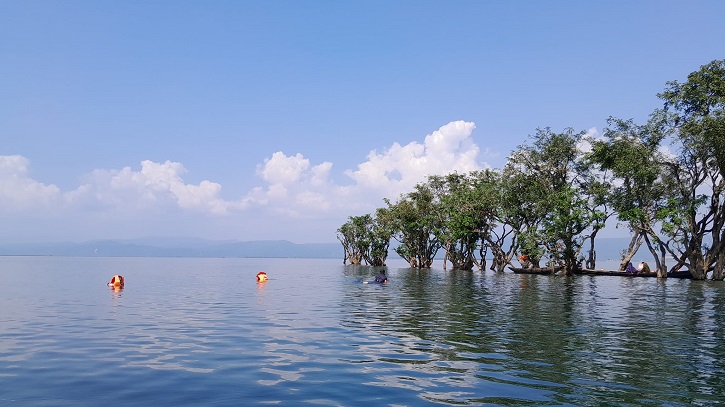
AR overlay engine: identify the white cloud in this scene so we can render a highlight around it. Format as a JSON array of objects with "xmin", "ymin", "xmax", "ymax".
[
  {"xmin": 577, "ymin": 127, "xmax": 599, "ymax": 154},
  {"xmin": 247, "ymin": 152, "xmax": 336, "ymax": 216},
  {"xmin": 65, "ymin": 160, "xmax": 229, "ymax": 214},
  {"xmin": 345, "ymin": 120, "xmax": 481, "ymax": 199},
  {"xmin": 0, "ymin": 120, "xmax": 489, "ymax": 241},
  {"xmin": 0, "ymin": 155, "xmax": 60, "ymax": 211},
  {"xmin": 658, "ymin": 144, "xmax": 676, "ymax": 161},
  {"xmin": 309, "ymin": 161, "xmax": 333, "ymax": 187},
  {"xmin": 257, "ymin": 152, "xmax": 310, "ymax": 184},
  {"xmin": 240, "ymin": 120, "xmax": 485, "ymax": 219}
]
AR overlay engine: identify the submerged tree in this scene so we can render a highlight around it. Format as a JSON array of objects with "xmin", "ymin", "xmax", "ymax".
[
  {"xmin": 495, "ymin": 168, "xmax": 539, "ymax": 270},
  {"xmin": 427, "ymin": 173, "xmax": 482, "ymax": 270},
  {"xmin": 337, "ymin": 211, "xmax": 393, "ymax": 266},
  {"xmin": 578, "ymin": 163, "xmax": 613, "ymax": 271},
  {"xmin": 386, "ymin": 183, "xmax": 442, "ymax": 268},
  {"xmin": 337, "ymin": 215, "xmax": 368, "ymax": 265},
  {"xmin": 367, "ymin": 207, "xmax": 395, "ymax": 266},
  {"xmin": 336, "ymin": 59, "xmax": 725, "ymax": 279},
  {"xmin": 589, "ymin": 117, "xmax": 668, "ymax": 276},
  {"xmin": 655, "ymin": 59, "xmax": 725, "ymax": 280},
  {"xmin": 506, "ymin": 128, "xmax": 604, "ymax": 275},
  {"xmin": 468, "ymin": 169, "xmax": 510, "ymax": 271}
]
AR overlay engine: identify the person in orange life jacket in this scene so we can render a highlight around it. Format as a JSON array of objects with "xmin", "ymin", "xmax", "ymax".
[
  {"xmin": 107, "ymin": 275, "xmax": 124, "ymax": 288},
  {"xmin": 519, "ymin": 254, "xmax": 532, "ymax": 268}
]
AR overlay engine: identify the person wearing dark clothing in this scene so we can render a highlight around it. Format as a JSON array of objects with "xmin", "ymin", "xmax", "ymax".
[
  {"xmin": 373, "ymin": 270, "xmax": 388, "ymax": 284},
  {"xmin": 625, "ymin": 262, "xmax": 638, "ymax": 274}
]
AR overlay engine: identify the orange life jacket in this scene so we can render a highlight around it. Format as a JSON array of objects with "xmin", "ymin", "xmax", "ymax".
[{"xmin": 109, "ymin": 275, "xmax": 124, "ymax": 287}]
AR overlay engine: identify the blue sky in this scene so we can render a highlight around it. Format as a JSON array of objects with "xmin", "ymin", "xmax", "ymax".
[{"xmin": 1, "ymin": 1, "xmax": 724, "ymax": 244}]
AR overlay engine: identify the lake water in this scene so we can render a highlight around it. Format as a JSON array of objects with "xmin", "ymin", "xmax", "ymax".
[{"xmin": 0, "ymin": 256, "xmax": 723, "ymax": 406}]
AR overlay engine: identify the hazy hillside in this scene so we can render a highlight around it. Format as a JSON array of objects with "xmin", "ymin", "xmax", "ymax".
[
  {"xmin": 0, "ymin": 237, "xmax": 637, "ymax": 262},
  {"xmin": 0, "ymin": 238, "xmax": 343, "ymax": 259}
]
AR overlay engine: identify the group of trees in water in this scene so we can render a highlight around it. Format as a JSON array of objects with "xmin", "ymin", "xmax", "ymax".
[{"xmin": 337, "ymin": 60, "xmax": 725, "ymax": 281}]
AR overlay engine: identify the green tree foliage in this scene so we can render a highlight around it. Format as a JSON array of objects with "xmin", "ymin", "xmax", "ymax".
[
  {"xmin": 336, "ymin": 59, "xmax": 725, "ymax": 280},
  {"xmin": 367, "ymin": 207, "xmax": 394, "ymax": 266},
  {"xmin": 427, "ymin": 173, "xmax": 484, "ymax": 270},
  {"xmin": 336, "ymin": 215, "xmax": 370, "ymax": 265},
  {"xmin": 386, "ymin": 184, "xmax": 442, "ymax": 268},
  {"xmin": 655, "ymin": 59, "xmax": 725, "ymax": 280},
  {"xmin": 588, "ymin": 117, "xmax": 668, "ymax": 274},
  {"xmin": 505, "ymin": 128, "xmax": 604, "ymax": 274},
  {"xmin": 336, "ymin": 211, "xmax": 393, "ymax": 266},
  {"xmin": 499, "ymin": 159, "xmax": 548, "ymax": 269},
  {"xmin": 468, "ymin": 169, "xmax": 512, "ymax": 272},
  {"xmin": 577, "ymin": 150, "xmax": 614, "ymax": 270}
]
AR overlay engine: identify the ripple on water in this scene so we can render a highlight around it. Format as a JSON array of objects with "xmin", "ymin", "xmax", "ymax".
[{"xmin": 1, "ymin": 258, "xmax": 724, "ymax": 406}]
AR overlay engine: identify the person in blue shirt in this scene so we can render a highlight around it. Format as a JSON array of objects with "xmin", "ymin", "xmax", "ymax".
[
  {"xmin": 364, "ymin": 270, "xmax": 388, "ymax": 284},
  {"xmin": 373, "ymin": 270, "xmax": 388, "ymax": 284}
]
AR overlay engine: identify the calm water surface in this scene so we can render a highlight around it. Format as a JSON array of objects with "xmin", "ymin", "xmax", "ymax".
[{"xmin": 0, "ymin": 256, "xmax": 723, "ymax": 406}]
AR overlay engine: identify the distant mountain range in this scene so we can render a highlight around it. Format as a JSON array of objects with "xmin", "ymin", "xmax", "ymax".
[
  {"xmin": 0, "ymin": 237, "xmax": 344, "ymax": 259},
  {"xmin": 0, "ymin": 236, "xmax": 637, "ymax": 262}
]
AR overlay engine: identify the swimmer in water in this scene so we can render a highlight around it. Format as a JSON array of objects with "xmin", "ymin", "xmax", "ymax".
[{"xmin": 363, "ymin": 270, "xmax": 387, "ymax": 284}]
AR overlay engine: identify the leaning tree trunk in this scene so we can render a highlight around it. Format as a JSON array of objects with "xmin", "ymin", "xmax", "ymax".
[
  {"xmin": 619, "ymin": 232, "xmax": 644, "ymax": 271},
  {"xmin": 486, "ymin": 242, "xmax": 512, "ymax": 272},
  {"xmin": 643, "ymin": 233, "xmax": 667, "ymax": 278},
  {"xmin": 656, "ymin": 240, "xmax": 668, "ymax": 278},
  {"xmin": 490, "ymin": 247, "xmax": 507, "ymax": 272}
]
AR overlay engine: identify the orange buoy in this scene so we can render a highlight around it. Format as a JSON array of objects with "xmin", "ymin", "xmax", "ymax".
[
  {"xmin": 108, "ymin": 275, "xmax": 125, "ymax": 288},
  {"xmin": 256, "ymin": 271, "xmax": 268, "ymax": 282}
]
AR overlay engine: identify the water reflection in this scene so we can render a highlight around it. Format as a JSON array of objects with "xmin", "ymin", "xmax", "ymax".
[
  {"xmin": 1, "ymin": 257, "xmax": 724, "ymax": 406},
  {"xmin": 340, "ymin": 267, "xmax": 562, "ymax": 405},
  {"xmin": 339, "ymin": 266, "xmax": 725, "ymax": 405},
  {"xmin": 256, "ymin": 279, "xmax": 268, "ymax": 305}
]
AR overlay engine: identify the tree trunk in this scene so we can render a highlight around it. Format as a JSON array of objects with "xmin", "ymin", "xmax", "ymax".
[
  {"xmin": 619, "ymin": 232, "xmax": 644, "ymax": 271},
  {"xmin": 656, "ymin": 240, "xmax": 668, "ymax": 278},
  {"xmin": 444, "ymin": 241, "xmax": 476, "ymax": 270},
  {"xmin": 643, "ymin": 233, "xmax": 667, "ymax": 278},
  {"xmin": 586, "ymin": 233, "xmax": 597, "ymax": 269},
  {"xmin": 561, "ymin": 238, "xmax": 580, "ymax": 276},
  {"xmin": 688, "ymin": 253, "xmax": 708, "ymax": 280},
  {"xmin": 710, "ymin": 228, "xmax": 725, "ymax": 280},
  {"xmin": 490, "ymin": 248, "xmax": 507, "ymax": 272},
  {"xmin": 474, "ymin": 242, "xmax": 488, "ymax": 271},
  {"xmin": 713, "ymin": 249, "xmax": 725, "ymax": 280}
]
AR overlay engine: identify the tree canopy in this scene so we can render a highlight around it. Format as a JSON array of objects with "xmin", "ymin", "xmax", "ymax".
[{"xmin": 338, "ymin": 59, "xmax": 725, "ymax": 280}]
